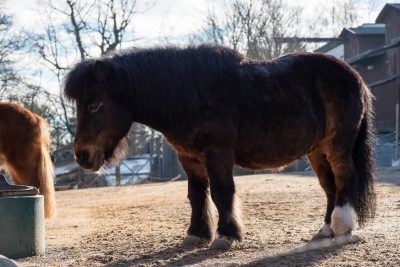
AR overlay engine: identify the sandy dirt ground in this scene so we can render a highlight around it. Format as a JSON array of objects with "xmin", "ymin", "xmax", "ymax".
[{"xmin": 16, "ymin": 169, "xmax": 400, "ymax": 266}]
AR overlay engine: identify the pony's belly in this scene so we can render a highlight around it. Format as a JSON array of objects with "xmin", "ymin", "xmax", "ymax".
[
  {"xmin": 234, "ymin": 117, "xmax": 323, "ymax": 169},
  {"xmin": 236, "ymin": 155, "xmax": 301, "ymax": 170},
  {"xmin": 234, "ymin": 133, "xmax": 319, "ymax": 170}
]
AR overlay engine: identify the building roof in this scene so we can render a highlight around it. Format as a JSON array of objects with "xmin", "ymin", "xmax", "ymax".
[
  {"xmin": 340, "ymin": 23, "xmax": 385, "ymax": 37},
  {"xmin": 314, "ymin": 41, "xmax": 343, "ymax": 53},
  {"xmin": 347, "ymin": 36, "xmax": 400, "ymax": 65},
  {"xmin": 376, "ymin": 3, "xmax": 400, "ymax": 23},
  {"xmin": 347, "ymin": 47, "xmax": 386, "ymax": 65}
]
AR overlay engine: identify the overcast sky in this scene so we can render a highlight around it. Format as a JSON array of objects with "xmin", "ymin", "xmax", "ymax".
[
  {"xmin": 6, "ymin": 0, "xmax": 394, "ymax": 45},
  {"xmin": 7, "ymin": 0, "xmax": 210, "ymax": 45}
]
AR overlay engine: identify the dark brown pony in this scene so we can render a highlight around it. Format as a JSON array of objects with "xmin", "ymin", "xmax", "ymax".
[
  {"xmin": 0, "ymin": 102, "xmax": 56, "ymax": 219},
  {"xmin": 64, "ymin": 45, "xmax": 376, "ymax": 249}
]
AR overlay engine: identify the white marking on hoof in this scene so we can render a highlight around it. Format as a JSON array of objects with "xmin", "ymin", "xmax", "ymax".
[
  {"xmin": 210, "ymin": 235, "xmax": 234, "ymax": 250},
  {"xmin": 312, "ymin": 223, "xmax": 334, "ymax": 240},
  {"xmin": 181, "ymin": 234, "xmax": 208, "ymax": 247},
  {"xmin": 333, "ymin": 234, "xmax": 361, "ymax": 244},
  {"xmin": 331, "ymin": 204, "xmax": 356, "ymax": 236}
]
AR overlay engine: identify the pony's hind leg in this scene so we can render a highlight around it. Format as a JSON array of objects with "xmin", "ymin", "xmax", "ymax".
[
  {"xmin": 203, "ymin": 148, "xmax": 243, "ymax": 250},
  {"xmin": 308, "ymin": 148, "xmax": 335, "ymax": 239},
  {"xmin": 325, "ymin": 152, "xmax": 358, "ymax": 236},
  {"xmin": 179, "ymin": 154, "xmax": 215, "ymax": 247}
]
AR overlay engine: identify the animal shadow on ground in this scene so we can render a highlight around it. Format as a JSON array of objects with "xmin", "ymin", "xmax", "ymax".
[
  {"xmin": 244, "ymin": 235, "xmax": 361, "ymax": 266},
  {"xmin": 105, "ymin": 235, "xmax": 359, "ymax": 266},
  {"xmin": 105, "ymin": 243, "xmax": 224, "ymax": 267}
]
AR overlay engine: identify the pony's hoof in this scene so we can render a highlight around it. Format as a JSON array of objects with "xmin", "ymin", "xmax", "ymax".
[
  {"xmin": 333, "ymin": 234, "xmax": 360, "ymax": 244},
  {"xmin": 332, "ymin": 221, "xmax": 352, "ymax": 236},
  {"xmin": 210, "ymin": 235, "xmax": 234, "ymax": 250},
  {"xmin": 331, "ymin": 204, "xmax": 356, "ymax": 236},
  {"xmin": 181, "ymin": 235, "xmax": 209, "ymax": 247},
  {"xmin": 312, "ymin": 223, "xmax": 334, "ymax": 240}
]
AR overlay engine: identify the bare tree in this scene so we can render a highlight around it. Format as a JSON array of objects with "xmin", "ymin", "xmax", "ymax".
[
  {"xmin": 194, "ymin": 0, "xmax": 305, "ymax": 60},
  {"xmin": 0, "ymin": 11, "xmax": 21, "ymax": 96},
  {"xmin": 307, "ymin": 0, "xmax": 360, "ymax": 37},
  {"xmin": 90, "ymin": 0, "xmax": 140, "ymax": 55},
  {"xmin": 0, "ymin": 6, "xmax": 55, "ymax": 116},
  {"xmin": 27, "ymin": 0, "xmax": 148, "ymax": 161}
]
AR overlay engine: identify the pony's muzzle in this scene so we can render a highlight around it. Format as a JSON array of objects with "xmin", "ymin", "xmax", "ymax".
[
  {"xmin": 75, "ymin": 149, "xmax": 90, "ymax": 167},
  {"xmin": 75, "ymin": 146, "xmax": 105, "ymax": 171}
]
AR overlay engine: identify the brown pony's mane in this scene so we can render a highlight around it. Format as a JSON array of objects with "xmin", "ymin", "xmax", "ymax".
[{"xmin": 64, "ymin": 44, "xmax": 244, "ymax": 125}]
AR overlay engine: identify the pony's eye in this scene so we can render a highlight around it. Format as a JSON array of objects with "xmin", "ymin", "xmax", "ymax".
[{"xmin": 87, "ymin": 102, "xmax": 103, "ymax": 113}]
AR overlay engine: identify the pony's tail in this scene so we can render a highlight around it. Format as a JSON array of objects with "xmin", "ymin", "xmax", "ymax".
[
  {"xmin": 351, "ymin": 83, "xmax": 377, "ymax": 226},
  {"xmin": 37, "ymin": 118, "xmax": 57, "ymax": 219}
]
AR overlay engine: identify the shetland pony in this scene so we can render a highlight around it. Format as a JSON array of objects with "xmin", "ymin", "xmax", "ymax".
[
  {"xmin": 0, "ymin": 102, "xmax": 56, "ymax": 219},
  {"xmin": 64, "ymin": 45, "xmax": 376, "ymax": 249}
]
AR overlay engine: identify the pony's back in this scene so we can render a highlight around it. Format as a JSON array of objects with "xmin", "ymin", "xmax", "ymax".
[{"xmin": 0, "ymin": 102, "xmax": 56, "ymax": 218}]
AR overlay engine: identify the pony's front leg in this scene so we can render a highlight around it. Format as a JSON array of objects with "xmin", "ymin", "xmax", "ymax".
[
  {"xmin": 179, "ymin": 154, "xmax": 214, "ymax": 247},
  {"xmin": 204, "ymin": 148, "xmax": 243, "ymax": 250}
]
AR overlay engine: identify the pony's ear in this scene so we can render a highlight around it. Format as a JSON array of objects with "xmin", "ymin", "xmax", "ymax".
[{"xmin": 93, "ymin": 60, "xmax": 108, "ymax": 82}]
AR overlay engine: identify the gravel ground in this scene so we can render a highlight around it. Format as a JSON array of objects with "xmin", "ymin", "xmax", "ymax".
[{"xmin": 16, "ymin": 169, "xmax": 400, "ymax": 266}]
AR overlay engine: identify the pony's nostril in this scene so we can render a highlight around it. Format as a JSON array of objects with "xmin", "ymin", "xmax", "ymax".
[{"xmin": 76, "ymin": 149, "xmax": 90, "ymax": 165}]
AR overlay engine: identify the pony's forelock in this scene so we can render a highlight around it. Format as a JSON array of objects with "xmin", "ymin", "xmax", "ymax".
[
  {"xmin": 63, "ymin": 44, "xmax": 243, "ymax": 125},
  {"xmin": 63, "ymin": 60, "xmax": 95, "ymax": 102}
]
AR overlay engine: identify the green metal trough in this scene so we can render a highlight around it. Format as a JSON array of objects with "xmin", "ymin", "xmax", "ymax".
[{"xmin": 0, "ymin": 174, "xmax": 45, "ymax": 259}]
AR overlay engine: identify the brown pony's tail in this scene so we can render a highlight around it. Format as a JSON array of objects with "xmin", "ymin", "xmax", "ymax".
[
  {"xmin": 37, "ymin": 117, "xmax": 57, "ymax": 219},
  {"xmin": 351, "ymin": 83, "xmax": 377, "ymax": 226}
]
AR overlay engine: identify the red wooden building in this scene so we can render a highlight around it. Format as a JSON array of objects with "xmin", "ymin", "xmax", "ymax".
[
  {"xmin": 316, "ymin": 4, "xmax": 400, "ymax": 133},
  {"xmin": 377, "ymin": 3, "xmax": 400, "ymax": 77},
  {"xmin": 372, "ymin": 3, "xmax": 400, "ymax": 132}
]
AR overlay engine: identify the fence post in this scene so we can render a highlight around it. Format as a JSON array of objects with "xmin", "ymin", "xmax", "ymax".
[
  {"xmin": 78, "ymin": 169, "xmax": 84, "ymax": 188},
  {"xmin": 149, "ymin": 130, "xmax": 155, "ymax": 179},
  {"xmin": 396, "ymin": 103, "xmax": 399, "ymax": 160},
  {"xmin": 116, "ymin": 165, "xmax": 121, "ymax": 186},
  {"xmin": 156, "ymin": 137, "xmax": 162, "ymax": 178},
  {"xmin": 396, "ymin": 80, "xmax": 400, "ymax": 160}
]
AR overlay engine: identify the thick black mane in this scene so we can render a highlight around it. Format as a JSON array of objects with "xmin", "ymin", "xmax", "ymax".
[{"xmin": 64, "ymin": 44, "xmax": 244, "ymax": 125}]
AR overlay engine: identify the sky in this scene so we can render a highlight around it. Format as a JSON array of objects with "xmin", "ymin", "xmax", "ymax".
[
  {"xmin": 3, "ymin": 0, "xmax": 397, "ymax": 93},
  {"xmin": 6, "ymin": 0, "xmax": 209, "ymax": 45},
  {"xmin": 6, "ymin": 0, "xmax": 393, "ymax": 45}
]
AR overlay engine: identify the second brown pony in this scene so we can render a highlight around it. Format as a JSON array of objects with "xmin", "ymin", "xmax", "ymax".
[{"xmin": 0, "ymin": 102, "xmax": 56, "ymax": 219}]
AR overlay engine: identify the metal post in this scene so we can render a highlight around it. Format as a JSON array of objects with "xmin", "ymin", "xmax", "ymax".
[
  {"xmin": 156, "ymin": 137, "xmax": 162, "ymax": 178},
  {"xmin": 397, "ymin": 81, "xmax": 400, "ymax": 160},
  {"xmin": 115, "ymin": 165, "xmax": 121, "ymax": 186},
  {"xmin": 396, "ymin": 103, "xmax": 399, "ymax": 160},
  {"xmin": 78, "ymin": 169, "xmax": 84, "ymax": 188},
  {"xmin": 149, "ymin": 130, "xmax": 155, "ymax": 178}
]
